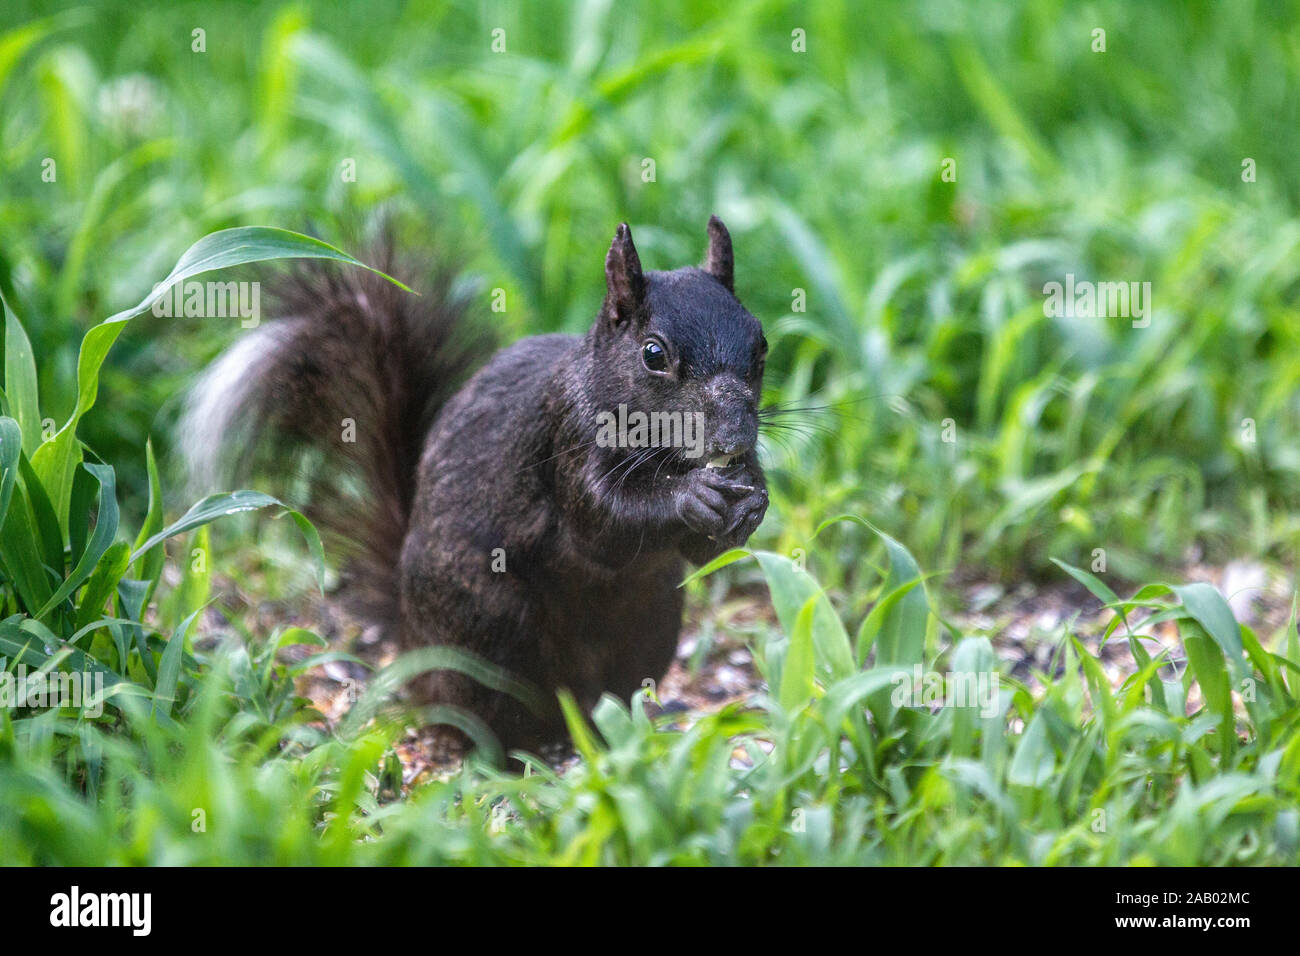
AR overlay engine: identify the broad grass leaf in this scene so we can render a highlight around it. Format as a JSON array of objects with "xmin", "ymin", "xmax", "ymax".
[
  {"xmin": 1174, "ymin": 582, "xmax": 1245, "ymax": 676},
  {"xmin": 160, "ymin": 526, "xmax": 211, "ymax": 634},
  {"xmin": 282, "ymin": 509, "xmax": 325, "ymax": 594},
  {"xmin": 1182, "ymin": 620, "xmax": 1232, "ymax": 717},
  {"xmin": 678, "ymin": 546, "xmax": 750, "ymax": 587},
  {"xmin": 152, "ymin": 606, "xmax": 203, "ymax": 720},
  {"xmin": 1008, "ymin": 714, "xmax": 1054, "ymax": 788},
  {"xmin": 35, "ymin": 463, "xmax": 117, "ymax": 622},
  {"xmin": 103, "ymin": 226, "xmax": 411, "ymax": 327},
  {"xmin": 0, "ymin": 617, "xmax": 134, "ymax": 703},
  {"xmin": 778, "ymin": 595, "xmax": 818, "ymax": 714},
  {"xmin": 34, "ymin": 227, "xmax": 408, "ymax": 525},
  {"xmin": 130, "ymin": 440, "xmax": 166, "ymax": 600},
  {"xmin": 873, "ymin": 531, "xmax": 928, "ymax": 667},
  {"xmin": 949, "ymin": 636, "xmax": 1000, "ymax": 759},
  {"xmin": 0, "ymin": 417, "xmax": 20, "ymax": 522},
  {"xmin": 592, "ymin": 694, "xmax": 636, "ymax": 749},
  {"xmin": 273, "ymin": 627, "xmax": 326, "ymax": 651},
  {"xmin": 824, "ymin": 666, "xmax": 912, "ymax": 733},
  {"xmin": 73, "ymin": 540, "xmax": 130, "ymax": 635},
  {"xmin": 2, "ymin": 296, "xmax": 40, "ymax": 456},
  {"xmin": 753, "ymin": 550, "xmax": 854, "ymax": 680},
  {"xmin": 0, "ymin": 423, "xmax": 56, "ymax": 613},
  {"xmin": 131, "ymin": 490, "xmax": 323, "ymax": 593},
  {"xmin": 855, "ymin": 576, "xmax": 923, "ymax": 667}
]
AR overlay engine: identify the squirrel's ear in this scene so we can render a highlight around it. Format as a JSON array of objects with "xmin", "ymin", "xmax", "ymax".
[
  {"xmin": 704, "ymin": 215, "xmax": 734, "ymax": 293},
  {"xmin": 604, "ymin": 222, "xmax": 646, "ymax": 325}
]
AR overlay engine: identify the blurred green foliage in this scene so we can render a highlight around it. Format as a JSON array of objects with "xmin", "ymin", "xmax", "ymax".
[{"xmin": 2, "ymin": 0, "xmax": 1299, "ymax": 583}]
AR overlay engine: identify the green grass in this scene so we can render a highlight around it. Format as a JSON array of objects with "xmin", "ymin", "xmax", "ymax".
[
  {"xmin": 4, "ymin": 476, "xmax": 1298, "ymax": 863},
  {"xmin": 1, "ymin": 0, "xmax": 1299, "ymax": 864}
]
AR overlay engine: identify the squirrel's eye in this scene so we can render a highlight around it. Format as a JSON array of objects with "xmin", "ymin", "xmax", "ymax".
[{"xmin": 642, "ymin": 339, "xmax": 669, "ymax": 373}]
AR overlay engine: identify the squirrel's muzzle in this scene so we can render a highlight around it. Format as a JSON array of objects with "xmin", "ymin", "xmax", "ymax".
[{"xmin": 704, "ymin": 375, "xmax": 758, "ymax": 461}]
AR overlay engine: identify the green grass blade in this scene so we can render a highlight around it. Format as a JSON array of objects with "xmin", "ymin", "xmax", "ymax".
[
  {"xmin": 2, "ymin": 296, "xmax": 40, "ymax": 456},
  {"xmin": 34, "ymin": 462, "xmax": 118, "ymax": 622}
]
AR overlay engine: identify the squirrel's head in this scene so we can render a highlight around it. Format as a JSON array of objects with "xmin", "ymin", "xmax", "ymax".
[{"xmin": 590, "ymin": 217, "xmax": 766, "ymax": 470}]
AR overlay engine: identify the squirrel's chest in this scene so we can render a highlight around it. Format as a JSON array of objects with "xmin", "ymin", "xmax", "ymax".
[{"xmin": 534, "ymin": 564, "xmax": 685, "ymax": 701}]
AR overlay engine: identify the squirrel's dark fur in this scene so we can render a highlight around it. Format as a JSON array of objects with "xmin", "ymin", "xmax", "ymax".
[{"xmin": 185, "ymin": 218, "xmax": 768, "ymax": 754}]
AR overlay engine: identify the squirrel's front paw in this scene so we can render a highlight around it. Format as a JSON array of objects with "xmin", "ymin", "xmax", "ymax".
[
  {"xmin": 718, "ymin": 485, "xmax": 768, "ymax": 548},
  {"xmin": 674, "ymin": 467, "xmax": 753, "ymax": 539},
  {"xmin": 673, "ymin": 467, "xmax": 766, "ymax": 546}
]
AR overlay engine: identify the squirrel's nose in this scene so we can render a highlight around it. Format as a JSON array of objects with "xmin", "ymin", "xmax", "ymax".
[
  {"xmin": 704, "ymin": 375, "xmax": 757, "ymax": 458},
  {"xmin": 713, "ymin": 437, "xmax": 752, "ymax": 457}
]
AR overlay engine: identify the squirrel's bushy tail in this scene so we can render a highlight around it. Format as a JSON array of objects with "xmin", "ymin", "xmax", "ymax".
[{"xmin": 181, "ymin": 239, "xmax": 489, "ymax": 636}]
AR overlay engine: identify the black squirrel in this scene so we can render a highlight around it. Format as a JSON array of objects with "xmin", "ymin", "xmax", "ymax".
[{"xmin": 184, "ymin": 217, "xmax": 768, "ymax": 753}]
